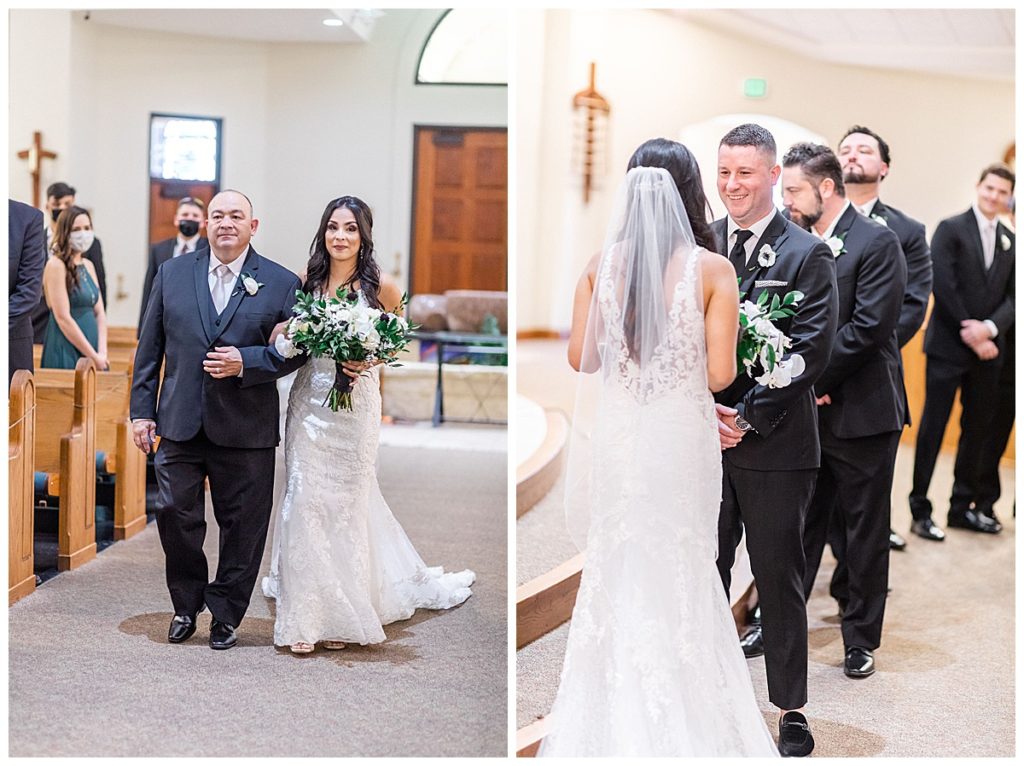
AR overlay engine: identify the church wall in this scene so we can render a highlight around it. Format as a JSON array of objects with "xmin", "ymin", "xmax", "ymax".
[{"xmin": 518, "ymin": 9, "xmax": 1014, "ymax": 331}]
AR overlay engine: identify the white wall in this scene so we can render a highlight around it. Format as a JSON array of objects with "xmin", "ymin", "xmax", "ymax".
[
  {"xmin": 517, "ymin": 9, "xmax": 1015, "ymax": 331},
  {"xmin": 9, "ymin": 9, "xmax": 507, "ymax": 326}
]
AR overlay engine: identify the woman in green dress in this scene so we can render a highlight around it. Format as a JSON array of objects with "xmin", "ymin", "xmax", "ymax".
[{"xmin": 40, "ymin": 206, "xmax": 109, "ymax": 370}]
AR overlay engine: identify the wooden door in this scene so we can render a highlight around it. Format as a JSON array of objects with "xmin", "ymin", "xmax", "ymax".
[
  {"xmin": 411, "ymin": 127, "xmax": 507, "ymax": 295},
  {"xmin": 148, "ymin": 181, "xmax": 217, "ymax": 246}
]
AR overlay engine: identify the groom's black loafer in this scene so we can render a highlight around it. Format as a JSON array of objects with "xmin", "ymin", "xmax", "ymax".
[
  {"xmin": 844, "ymin": 646, "xmax": 875, "ymax": 678},
  {"xmin": 778, "ymin": 711, "xmax": 814, "ymax": 757},
  {"xmin": 948, "ymin": 509, "xmax": 1000, "ymax": 534},
  {"xmin": 739, "ymin": 623, "xmax": 764, "ymax": 658},
  {"xmin": 910, "ymin": 518, "xmax": 945, "ymax": 541},
  {"xmin": 168, "ymin": 614, "xmax": 198, "ymax": 643},
  {"xmin": 888, "ymin": 529, "xmax": 907, "ymax": 550},
  {"xmin": 209, "ymin": 621, "xmax": 237, "ymax": 650}
]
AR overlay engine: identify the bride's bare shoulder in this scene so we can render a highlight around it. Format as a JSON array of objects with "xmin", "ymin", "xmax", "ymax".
[{"xmin": 698, "ymin": 247, "xmax": 736, "ymax": 285}]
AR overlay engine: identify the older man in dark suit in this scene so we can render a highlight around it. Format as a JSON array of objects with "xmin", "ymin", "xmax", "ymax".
[
  {"xmin": 9, "ymin": 199, "xmax": 47, "ymax": 382},
  {"xmin": 909, "ymin": 164, "xmax": 1015, "ymax": 538},
  {"xmin": 783, "ymin": 143, "xmax": 906, "ymax": 680}
]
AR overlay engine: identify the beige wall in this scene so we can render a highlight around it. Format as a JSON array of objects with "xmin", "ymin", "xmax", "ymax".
[
  {"xmin": 517, "ymin": 9, "xmax": 1015, "ymax": 331},
  {"xmin": 9, "ymin": 9, "xmax": 507, "ymax": 326}
]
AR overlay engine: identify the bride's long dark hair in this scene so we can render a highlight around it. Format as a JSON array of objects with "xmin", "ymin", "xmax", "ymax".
[
  {"xmin": 303, "ymin": 196, "xmax": 382, "ymax": 310},
  {"xmin": 626, "ymin": 138, "xmax": 717, "ymax": 252}
]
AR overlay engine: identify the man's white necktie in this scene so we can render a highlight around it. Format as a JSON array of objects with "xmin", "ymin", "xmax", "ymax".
[
  {"xmin": 212, "ymin": 264, "xmax": 233, "ymax": 314},
  {"xmin": 983, "ymin": 223, "xmax": 996, "ymax": 270}
]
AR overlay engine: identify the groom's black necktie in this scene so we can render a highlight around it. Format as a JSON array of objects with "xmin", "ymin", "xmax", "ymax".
[{"xmin": 729, "ymin": 229, "xmax": 755, "ymax": 272}]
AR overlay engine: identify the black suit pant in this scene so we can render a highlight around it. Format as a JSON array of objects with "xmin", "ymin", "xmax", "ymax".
[
  {"xmin": 154, "ymin": 429, "xmax": 276, "ymax": 627},
  {"xmin": 9, "ymin": 314, "xmax": 34, "ymax": 384},
  {"xmin": 967, "ymin": 348, "xmax": 1014, "ymax": 514},
  {"xmin": 909, "ymin": 354, "xmax": 1000, "ymax": 519},
  {"xmin": 718, "ymin": 462, "xmax": 816, "ymax": 711},
  {"xmin": 802, "ymin": 429, "xmax": 899, "ymax": 651}
]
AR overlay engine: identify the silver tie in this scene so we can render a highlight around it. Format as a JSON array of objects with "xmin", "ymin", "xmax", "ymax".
[{"xmin": 212, "ymin": 264, "xmax": 233, "ymax": 314}]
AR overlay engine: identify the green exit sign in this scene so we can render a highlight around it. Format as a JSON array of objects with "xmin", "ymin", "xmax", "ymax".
[{"xmin": 744, "ymin": 78, "xmax": 767, "ymax": 98}]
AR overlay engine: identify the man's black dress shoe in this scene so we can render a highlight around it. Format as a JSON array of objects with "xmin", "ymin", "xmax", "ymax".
[
  {"xmin": 910, "ymin": 518, "xmax": 945, "ymax": 541},
  {"xmin": 977, "ymin": 508, "xmax": 1004, "ymax": 533},
  {"xmin": 740, "ymin": 624, "xmax": 764, "ymax": 659},
  {"xmin": 888, "ymin": 529, "xmax": 907, "ymax": 550},
  {"xmin": 168, "ymin": 614, "xmax": 198, "ymax": 643},
  {"xmin": 778, "ymin": 711, "xmax": 814, "ymax": 757},
  {"xmin": 947, "ymin": 509, "xmax": 1000, "ymax": 534},
  {"xmin": 844, "ymin": 646, "xmax": 875, "ymax": 678},
  {"xmin": 209, "ymin": 621, "xmax": 237, "ymax": 650}
]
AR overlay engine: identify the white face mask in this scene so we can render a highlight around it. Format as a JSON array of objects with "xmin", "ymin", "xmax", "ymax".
[{"xmin": 69, "ymin": 230, "xmax": 95, "ymax": 253}]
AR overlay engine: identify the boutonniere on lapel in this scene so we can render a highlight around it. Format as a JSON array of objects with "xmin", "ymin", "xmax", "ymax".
[
  {"xmin": 755, "ymin": 244, "xmax": 777, "ymax": 269},
  {"xmin": 1001, "ymin": 233, "xmax": 1012, "ymax": 251},
  {"xmin": 235, "ymin": 272, "xmax": 264, "ymax": 297},
  {"xmin": 871, "ymin": 213, "xmax": 888, "ymax": 227},
  {"xmin": 825, "ymin": 232, "xmax": 848, "ymax": 258}
]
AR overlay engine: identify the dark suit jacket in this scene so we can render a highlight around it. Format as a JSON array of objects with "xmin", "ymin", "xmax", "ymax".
[
  {"xmin": 924, "ymin": 208, "xmax": 1014, "ymax": 367},
  {"xmin": 9, "ymin": 200, "xmax": 47, "ymax": 376},
  {"xmin": 713, "ymin": 210, "xmax": 839, "ymax": 471},
  {"xmin": 139, "ymin": 236, "xmax": 210, "ymax": 333},
  {"xmin": 869, "ymin": 200, "xmax": 932, "ymax": 348},
  {"xmin": 130, "ymin": 246, "xmax": 304, "ymax": 448},
  {"xmin": 30, "ymin": 232, "xmax": 106, "ymax": 343},
  {"xmin": 814, "ymin": 205, "xmax": 907, "ymax": 438}
]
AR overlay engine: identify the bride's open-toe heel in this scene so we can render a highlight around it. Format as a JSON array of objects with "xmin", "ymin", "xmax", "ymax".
[
  {"xmin": 322, "ymin": 640, "xmax": 346, "ymax": 650},
  {"xmin": 290, "ymin": 642, "xmax": 315, "ymax": 654}
]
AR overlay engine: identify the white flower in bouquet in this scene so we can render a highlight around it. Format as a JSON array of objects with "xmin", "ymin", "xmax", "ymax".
[
  {"xmin": 275, "ymin": 332, "xmax": 299, "ymax": 359},
  {"xmin": 362, "ymin": 327, "xmax": 381, "ymax": 352},
  {"xmin": 755, "ymin": 353, "xmax": 806, "ymax": 389}
]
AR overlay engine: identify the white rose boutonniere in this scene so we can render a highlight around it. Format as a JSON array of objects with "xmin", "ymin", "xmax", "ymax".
[
  {"xmin": 241, "ymin": 273, "xmax": 263, "ymax": 295},
  {"xmin": 757, "ymin": 244, "xmax": 777, "ymax": 268},
  {"xmin": 825, "ymin": 235, "xmax": 847, "ymax": 258},
  {"xmin": 871, "ymin": 213, "xmax": 888, "ymax": 227},
  {"xmin": 1001, "ymin": 233, "xmax": 1011, "ymax": 251}
]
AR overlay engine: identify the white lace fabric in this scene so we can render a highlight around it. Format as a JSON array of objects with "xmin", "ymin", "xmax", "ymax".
[
  {"xmin": 262, "ymin": 339, "xmax": 474, "ymax": 646},
  {"xmin": 541, "ymin": 167, "xmax": 778, "ymax": 756}
]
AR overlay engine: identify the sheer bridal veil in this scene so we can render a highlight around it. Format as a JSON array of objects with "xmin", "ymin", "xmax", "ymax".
[{"xmin": 564, "ymin": 166, "xmax": 710, "ymax": 551}]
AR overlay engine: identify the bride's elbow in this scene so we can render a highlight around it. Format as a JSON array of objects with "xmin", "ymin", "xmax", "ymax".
[{"xmin": 707, "ymin": 364, "xmax": 737, "ymax": 392}]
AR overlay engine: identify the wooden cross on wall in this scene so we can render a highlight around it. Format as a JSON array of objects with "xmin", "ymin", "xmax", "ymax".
[{"xmin": 17, "ymin": 131, "xmax": 58, "ymax": 208}]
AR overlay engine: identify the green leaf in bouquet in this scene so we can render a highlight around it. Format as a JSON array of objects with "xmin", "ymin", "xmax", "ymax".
[
  {"xmin": 769, "ymin": 293, "xmax": 781, "ymax": 313},
  {"xmin": 755, "ymin": 290, "xmax": 769, "ymax": 307},
  {"xmin": 764, "ymin": 343, "xmax": 776, "ymax": 369}
]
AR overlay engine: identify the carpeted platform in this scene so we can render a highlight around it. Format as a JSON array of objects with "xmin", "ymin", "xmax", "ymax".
[{"xmin": 9, "ymin": 438, "xmax": 507, "ymax": 757}]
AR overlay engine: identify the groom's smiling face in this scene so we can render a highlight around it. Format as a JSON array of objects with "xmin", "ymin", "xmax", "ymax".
[{"xmin": 717, "ymin": 144, "xmax": 780, "ymax": 228}]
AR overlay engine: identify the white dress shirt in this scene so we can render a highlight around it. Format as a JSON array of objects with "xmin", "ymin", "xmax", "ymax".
[
  {"xmin": 813, "ymin": 200, "xmax": 852, "ymax": 242},
  {"xmin": 175, "ymin": 234, "xmax": 201, "ymax": 258},
  {"xmin": 727, "ymin": 209, "xmax": 777, "ymax": 266}
]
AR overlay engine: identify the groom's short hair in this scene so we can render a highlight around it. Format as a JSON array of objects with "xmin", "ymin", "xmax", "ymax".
[
  {"xmin": 783, "ymin": 142, "xmax": 846, "ymax": 197},
  {"xmin": 720, "ymin": 123, "xmax": 777, "ymax": 163}
]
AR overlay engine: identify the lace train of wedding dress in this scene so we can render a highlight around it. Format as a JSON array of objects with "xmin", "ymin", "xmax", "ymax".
[
  {"xmin": 539, "ymin": 167, "xmax": 777, "ymax": 756},
  {"xmin": 261, "ymin": 357, "xmax": 475, "ymax": 646}
]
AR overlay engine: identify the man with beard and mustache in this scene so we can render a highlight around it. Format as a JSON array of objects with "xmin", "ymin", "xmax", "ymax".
[
  {"xmin": 837, "ymin": 127, "xmax": 934, "ymax": 546},
  {"xmin": 782, "ymin": 142, "xmax": 906, "ymax": 679}
]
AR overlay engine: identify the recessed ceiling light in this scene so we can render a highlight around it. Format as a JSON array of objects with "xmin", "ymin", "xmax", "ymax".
[{"xmin": 322, "ymin": 18, "xmax": 344, "ymax": 27}]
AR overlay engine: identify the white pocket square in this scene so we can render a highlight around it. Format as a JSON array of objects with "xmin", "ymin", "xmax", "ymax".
[{"xmin": 754, "ymin": 279, "xmax": 788, "ymax": 288}]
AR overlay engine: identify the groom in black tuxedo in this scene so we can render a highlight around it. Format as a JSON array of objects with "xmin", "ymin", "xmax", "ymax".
[
  {"xmin": 909, "ymin": 164, "xmax": 1015, "ymax": 536},
  {"xmin": 131, "ymin": 190, "xmax": 304, "ymax": 650},
  {"xmin": 782, "ymin": 143, "xmax": 906, "ymax": 680},
  {"xmin": 713, "ymin": 124, "xmax": 838, "ymax": 757}
]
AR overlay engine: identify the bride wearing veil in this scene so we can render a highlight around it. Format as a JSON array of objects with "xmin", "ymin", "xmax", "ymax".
[{"xmin": 538, "ymin": 140, "xmax": 778, "ymax": 756}]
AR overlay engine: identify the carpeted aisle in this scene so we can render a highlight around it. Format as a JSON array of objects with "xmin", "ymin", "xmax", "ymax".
[{"xmin": 9, "ymin": 435, "xmax": 507, "ymax": 757}]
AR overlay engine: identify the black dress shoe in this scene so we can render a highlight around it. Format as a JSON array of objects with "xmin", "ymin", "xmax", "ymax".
[
  {"xmin": 888, "ymin": 529, "xmax": 907, "ymax": 550},
  {"xmin": 947, "ymin": 509, "xmax": 1000, "ymax": 534},
  {"xmin": 910, "ymin": 518, "xmax": 945, "ymax": 541},
  {"xmin": 778, "ymin": 711, "xmax": 814, "ymax": 757},
  {"xmin": 168, "ymin": 614, "xmax": 198, "ymax": 643},
  {"xmin": 844, "ymin": 646, "xmax": 875, "ymax": 678},
  {"xmin": 209, "ymin": 620, "xmax": 237, "ymax": 650},
  {"xmin": 977, "ymin": 508, "xmax": 1004, "ymax": 532},
  {"xmin": 739, "ymin": 623, "xmax": 764, "ymax": 659}
]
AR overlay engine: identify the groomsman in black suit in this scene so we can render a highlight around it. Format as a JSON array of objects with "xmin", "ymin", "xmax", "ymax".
[
  {"xmin": 909, "ymin": 164, "xmax": 1014, "ymax": 538},
  {"xmin": 713, "ymin": 124, "xmax": 838, "ymax": 757},
  {"xmin": 783, "ymin": 143, "xmax": 906, "ymax": 680},
  {"xmin": 138, "ymin": 196, "xmax": 209, "ymax": 335},
  {"xmin": 8, "ymin": 199, "xmax": 47, "ymax": 382},
  {"xmin": 837, "ymin": 126, "xmax": 933, "ymax": 550}
]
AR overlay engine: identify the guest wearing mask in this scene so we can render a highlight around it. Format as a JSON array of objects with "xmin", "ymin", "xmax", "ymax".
[
  {"xmin": 138, "ymin": 196, "xmax": 209, "ymax": 334},
  {"xmin": 40, "ymin": 206, "xmax": 109, "ymax": 370}
]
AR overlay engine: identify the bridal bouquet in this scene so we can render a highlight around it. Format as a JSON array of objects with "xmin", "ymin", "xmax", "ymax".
[
  {"xmin": 275, "ymin": 286, "xmax": 414, "ymax": 411},
  {"xmin": 737, "ymin": 288, "xmax": 806, "ymax": 389}
]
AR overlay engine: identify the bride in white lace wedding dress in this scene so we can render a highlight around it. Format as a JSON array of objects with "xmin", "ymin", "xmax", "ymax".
[
  {"xmin": 261, "ymin": 196, "xmax": 474, "ymax": 653},
  {"xmin": 538, "ymin": 148, "xmax": 778, "ymax": 756}
]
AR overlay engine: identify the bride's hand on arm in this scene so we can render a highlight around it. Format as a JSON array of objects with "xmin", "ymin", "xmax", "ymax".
[
  {"xmin": 269, "ymin": 320, "xmax": 290, "ymax": 343},
  {"xmin": 567, "ymin": 254, "xmax": 600, "ymax": 372}
]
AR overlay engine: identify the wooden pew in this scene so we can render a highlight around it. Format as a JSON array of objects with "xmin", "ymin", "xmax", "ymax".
[
  {"xmin": 33, "ymin": 339, "xmax": 136, "ymax": 375},
  {"xmin": 34, "ymin": 359, "xmax": 97, "ymax": 570},
  {"xmin": 9, "ymin": 371, "xmax": 37, "ymax": 604}
]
